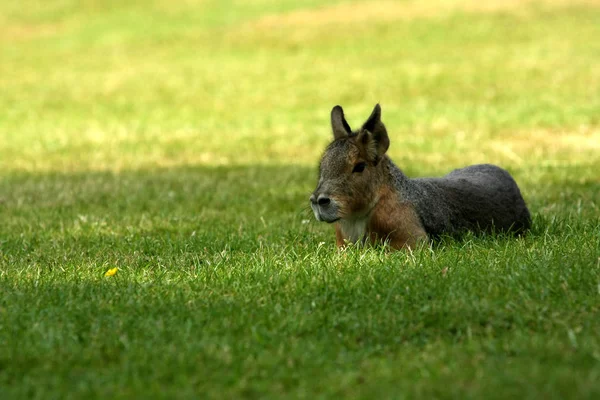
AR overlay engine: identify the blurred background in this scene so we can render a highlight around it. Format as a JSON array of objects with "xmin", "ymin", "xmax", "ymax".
[{"xmin": 1, "ymin": 0, "xmax": 599, "ymax": 188}]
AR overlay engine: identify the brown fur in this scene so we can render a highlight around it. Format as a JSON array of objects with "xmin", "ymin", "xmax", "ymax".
[
  {"xmin": 335, "ymin": 225, "xmax": 346, "ymax": 247},
  {"xmin": 367, "ymin": 186, "xmax": 427, "ymax": 249},
  {"xmin": 334, "ymin": 185, "xmax": 427, "ymax": 250}
]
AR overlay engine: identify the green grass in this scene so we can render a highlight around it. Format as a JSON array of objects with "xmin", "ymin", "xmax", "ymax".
[{"xmin": 1, "ymin": 0, "xmax": 600, "ymax": 398}]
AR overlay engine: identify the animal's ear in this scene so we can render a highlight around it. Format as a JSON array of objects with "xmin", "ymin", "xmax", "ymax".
[
  {"xmin": 331, "ymin": 105, "xmax": 352, "ymax": 140},
  {"xmin": 357, "ymin": 104, "xmax": 389, "ymax": 164}
]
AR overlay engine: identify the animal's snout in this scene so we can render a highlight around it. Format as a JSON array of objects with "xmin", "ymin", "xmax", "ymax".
[{"xmin": 309, "ymin": 192, "xmax": 339, "ymax": 223}]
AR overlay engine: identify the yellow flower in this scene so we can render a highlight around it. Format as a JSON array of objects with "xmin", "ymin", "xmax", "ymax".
[{"xmin": 104, "ymin": 267, "xmax": 118, "ymax": 277}]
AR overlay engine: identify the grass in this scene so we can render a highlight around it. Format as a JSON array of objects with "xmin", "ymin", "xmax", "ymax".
[{"xmin": 1, "ymin": 0, "xmax": 599, "ymax": 398}]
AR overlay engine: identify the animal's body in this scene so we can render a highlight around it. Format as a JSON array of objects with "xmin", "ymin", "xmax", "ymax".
[{"xmin": 310, "ymin": 104, "xmax": 531, "ymax": 250}]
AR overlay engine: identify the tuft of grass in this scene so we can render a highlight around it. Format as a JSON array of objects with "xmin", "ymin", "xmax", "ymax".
[{"xmin": 1, "ymin": 0, "xmax": 599, "ymax": 398}]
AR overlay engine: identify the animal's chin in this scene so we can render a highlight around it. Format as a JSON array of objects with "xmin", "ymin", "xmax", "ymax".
[
  {"xmin": 314, "ymin": 213, "xmax": 340, "ymax": 224},
  {"xmin": 311, "ymin": 203, "xmax": 341, "ymax": 223}
]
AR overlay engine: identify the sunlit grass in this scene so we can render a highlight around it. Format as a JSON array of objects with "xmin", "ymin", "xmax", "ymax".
[{"xmin": 2, "ymin": 0, "xmax": 599, "ymax": 173}]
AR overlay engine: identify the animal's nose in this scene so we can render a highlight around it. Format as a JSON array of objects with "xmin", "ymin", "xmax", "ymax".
[
  {"xmin": 317, "ymin": 195, "xmax": 331, "ymax": 206},
  {"xmin": 310, "ymin": 194, "xmax": 331, "ymax": 206}
]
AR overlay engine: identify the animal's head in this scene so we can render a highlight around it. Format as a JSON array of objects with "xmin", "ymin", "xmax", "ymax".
[{"xmin": 310, "ymin": 104, "xmax": 390, "ymax": 223}]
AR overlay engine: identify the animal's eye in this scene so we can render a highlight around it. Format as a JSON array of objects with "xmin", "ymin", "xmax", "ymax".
[{"xmin": 352, "ymin": 162, "xmax": 367, "ymax": 173}]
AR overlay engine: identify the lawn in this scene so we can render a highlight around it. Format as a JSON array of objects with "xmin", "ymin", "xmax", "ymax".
[{"xmin": 1, "ymin": 0, "xmax": 600, "ymax": 398}]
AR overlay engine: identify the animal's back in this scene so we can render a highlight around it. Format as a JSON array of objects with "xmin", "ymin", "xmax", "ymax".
[{"xmin": 402, "ymin": 164, "xmax": 531, "ymax": 237}]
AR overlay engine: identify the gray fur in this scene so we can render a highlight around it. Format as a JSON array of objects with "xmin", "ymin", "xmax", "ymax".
[{"xmin": 389, "ymin": 160, "xmax": 531, "ymax": 237}]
